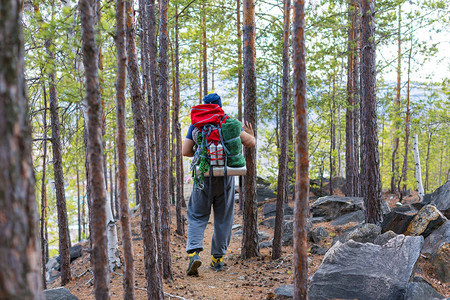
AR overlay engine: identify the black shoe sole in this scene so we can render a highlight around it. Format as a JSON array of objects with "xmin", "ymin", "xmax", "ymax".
[
  {"xmin": 187, "ymin": 260, "xmax": 202, "ymax": 276},
  {"xmin": 209, "ymin": 263, "xmax": 224, "ymax": 272}
]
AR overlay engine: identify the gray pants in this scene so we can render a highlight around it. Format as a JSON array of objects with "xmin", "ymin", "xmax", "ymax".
[{"xmin": 186, "ymin": 176, "xmax": 235, "ymax": 257}]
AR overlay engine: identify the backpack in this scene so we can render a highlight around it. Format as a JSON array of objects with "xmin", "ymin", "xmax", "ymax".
[{"xmin": 190, "ymin": 104, "xmax": 246, "ymax": 191}]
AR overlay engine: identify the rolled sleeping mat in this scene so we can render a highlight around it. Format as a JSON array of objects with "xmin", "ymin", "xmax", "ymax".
[{"xmin": 196, "ymin": 166, "xmax": 247, "ymax": 177}]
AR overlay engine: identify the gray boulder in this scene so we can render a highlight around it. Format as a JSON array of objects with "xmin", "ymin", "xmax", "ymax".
[
  {"xmin": 430, "ymin": 242, "xmax": 450, "ymax": 283},
  {"xmin": 258, "ymin": 231, "xmax": 270, "ymax": 241},
  {"xmin": 263, "ymin": 203, "xmax": 293, "ymax": 218},
  {"xmin": 405, "ymin": 205, "xmax": 447, "ymax": 238},
  {"xmin": 422, "ymin": 181, "xmax": 450, "ymax": 218},
  {"xmin": 259, "ymin": 241, "xmax": 272, "ymax": 249},
  {"xmin": 331, "ymin": 210, "xmax": 365, "ymax": 226},
  {"xmin": 309, "ymin": 217, "xmax": 327, "ymax": 224},
  {"xmin": 311, "ymin": 196, "xmax": 389, "ymax": 221},
  {"xmin": 45, "ymin": 257, "xmax": 59, "ymax": 272},
  {"xmin": 310, "ymin": 226, "xmax": 328, "ymax": 243},
  {"xmin": 381, "ymin": 205, "xmax": 418, "ymax": 234},
  {"xmin": 422, "ymin": 221, "xmax": 449, "ymax": 256},
  {"xmin": 405, "ymin": 282, "xmax": 444, "ymax": 300},
  {"xmin": 374, "ymin": 231, "xmax": 398, "ymax": 246},
  {"xmin": 257, "ymin": 185, "xmax": 277, "ymax": 203},
  {"xmin": 282, "ymin": 220, "xmax": 312, "ymax": 246},
  {"xmin": 309, "ymin": 235, "xmax": 424, "ymax": 300},
  {"xmin": 274, "ymin": 284, "xmax": 293, "ymax": 299},
  {"xmin": 310, "ymin": 244, "xmax": 327, "ymax": 255},
  {"xmin": 43, "ymin": 287, "xmax": 78, "ymax": 300},
  {"xmin": 260, "ymin": 216, "xmax": 293, "ymax": 229},
  {"xmin": 333, "ymin": 223, "xmax": 381, "ymax": 245}
]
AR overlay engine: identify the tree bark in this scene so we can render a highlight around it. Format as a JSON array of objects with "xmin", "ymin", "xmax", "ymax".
[
  {"xmin": 159, "ymin": 0, "xmax": 173, "ymax": 279},
  {"xmin": 125, "ymin": 0, "xmax": 163, "ymax": 297},
  {"xmin": 0, "ymin": 1, "xmax": 43, "ymax": 296},
  {"xmin": 413, "ymin": 134, "xmax": 425, "ymax": 200},
  {"xmin": 425, "ymin": 130, "xmax": 433, "ymax": 192},
  {"xmin": 115, "ymin": 0, "xmax": 135, "ymax": 295},
  {"xmin": 237, "ymin": 0, "xmax": 244, "ymax": 210},
  {"xmin": 330, "ymin": 75, "xmax": 336, "ymax": 195},
  {"xmin": 175, "ymin": 5, "xmax": 185, "ymax": 236},
  {"xmin": 391, "ymin": 3, "xmax": 402, "ymax": 195},
  {"xmin": 202, "ymin": 0, "xmax": 208, "ymax": 96},
  {"xmin": 292, "ymin": 0, "xmax": 309, "ymax": 298},
  {"xmin": 345, "ymin": 0, "xmax": 359, "ymax": 197},
  {"xmin": 47, "ymin": 40, "xmax": 71, "ymax": 286},
  {"xmin": 360, "ymin": 0, "xmax": 383, "ymax": 224},
  {"xmin": 80, "ymin": 0, "xmax": 110, "ymax": 297},
  {"xmin": 41, "ymin": 84, "xmax": 49, "ymax": 290},
  {"xmin": 272, "ymin": 0, "xmax": 290, "ymax": 260},
  {"xmin": 242, "ymin": 0, "xmax": 259, "ymax": 259}
]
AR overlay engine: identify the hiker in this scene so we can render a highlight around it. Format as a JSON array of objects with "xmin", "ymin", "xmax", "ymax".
[{"xmin": 182, "ymin": 93, "xmax": 256, "ymax": 275}]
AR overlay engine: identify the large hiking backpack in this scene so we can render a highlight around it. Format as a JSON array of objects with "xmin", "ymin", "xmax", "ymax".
[{"xmin": 190, "ymin": 104, "xmax": 246, "ymax": 190}]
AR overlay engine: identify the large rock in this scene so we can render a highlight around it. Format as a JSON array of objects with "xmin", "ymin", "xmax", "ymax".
[
  {"xmin": 282, "ymin": 220, "xmax": 312, "ymax": 246},
  {"xmin": 310, "ymin": 226, "xmax": 328, "ymax": 243},
  {"xmin": 257, "ymin": 185, "xmax": 277, "ymax": 203},
  {"xmin": 309, "ymin": 235, "xmax": 424, "ymax": 300},
  {"xmin": 260, "ymin": 215, "xmax": 293, "ymax": 229},
  {"xmin": 311, "ymin": 196, "xmax": 389, "ymax": 221},
  {"xmin": 422, "ymin": 221, "xmax": 450, "ymax": 256},
  {"xmin": 404, "ymin": 282, "xmax": 444, "ymax": 300},
  {"xmin": 374, "ymin": 231, "xmax": 398, "ymax": 246},
  {"xmin": 55, "ymin": 244, "xmax": 84, "ymax": 271},
  {"xmin": 274, "ymin": 285, "xmax": 293, "ymax": 299},
  {"xmin": 430, "ymin": 243, "xmax": 450, "ymax": 283},
  {"xmin": 331, "ymin": 210, "xmax": 365, "ymax": 226},
  {"xmin": 381, "ymin": 205, "xmax": 418, "ymax": 234},
  {"xmin": 263, "ymin": 203, "xmax": 293, "ymax": 218},
  {"xmin": 422, "ymin": 181, "xmax": 450, "ymax": 218},
  {"xmin": 405, "ymin": 205, "xmax": 447, "ymax": 238},
  {"xmin": 333, "ymin": 223, "xmax": 381, "ymax": 245},
  {"xmin": 43, "ymin": 287, "xmax": 78, "ymax": 300}
]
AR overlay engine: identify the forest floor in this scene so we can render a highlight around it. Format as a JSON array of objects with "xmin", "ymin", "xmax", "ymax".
[{"xmin": 50, "ymin": 187, "xmax": 450, "ymax": 299}]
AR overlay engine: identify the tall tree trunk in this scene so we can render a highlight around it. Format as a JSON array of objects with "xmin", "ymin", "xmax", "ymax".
[
  {"xmin": 175, "ymin": 5, "xmax": 185, "ymax": 236},
  {"xmin": 242, "ymin": 0, "xmax": 259, "ymax": 259},
  {"xmin": 237, "ymin": 0, "xmax": 244, "ymax": 210},
  {"xmin": 199, "ymin": 48, "xmax": 203, "ymax": 103},
  {"xmin": 41, "ymin": 84, "xmax": 49, "ymax": 290},
  {"xmin": 115, "ymin": 0, "xmax": 135, "ymax": 295},
  {"xmin": 292, "ymin": 0, "xmax": 309, "ymax": 297},
  {"xmin": 78, "ymin": 162, "xmax": 82, "ymax": 241},
  {"xmin": 80, "ymin": 0, "xmax": 110, "ymax": 297},
  {"xmin": 144, "ymin": 0, "xmax": 162, "ymax": 263},
  {"xmin": 202, "ymin": 0, "xmax": 208, "ymax": 96},
  {"xmin": 345, "ymin": 0, "xmax": 359, "ymax": 197},
  {"xmin": 0, "ymin": 1, "xmax": 43, "ymax": 295},
  {"xmin": 360, "ymin": 0, "xmax": 382, "ymax": 224},
  {"xmin": 272, "ymin": 0, "xmax": 290, "ymax": 260},
  {"xmin": 400, "ymin": 35, "xmax": 412, "ymax": 200},
  {"xmin": 125, "ymin": 0, "xmax": 164, "ymax": 297},
  {"xmin": 47, "ymin": 40, "xmax": 71, "ymax": 286},
  {"xmin": 413, "ymin": 134, "xmax": 425, "ymax": 200},
  {"xmin": 114, "ymin": 147, "xmax": 118, "ymax": 220},
  {"xmin": 391, "ymin": 3, "xmax": 402, "ymax": 194},
  {"xmin": 159, "ymin": 0, "xmax": 173, "ymax": 279},
  {"xmin": 330, "ymin": 75, "xmax": 336, "ymax": 195},
  {"xmin": 425, "ymin": 130, "xmax": 433, "ymax": 193}
]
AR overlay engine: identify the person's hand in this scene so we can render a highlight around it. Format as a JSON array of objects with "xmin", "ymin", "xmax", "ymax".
[{"xmin": 243, "ymin": 121, "xmax": 254, "ymax": 137}]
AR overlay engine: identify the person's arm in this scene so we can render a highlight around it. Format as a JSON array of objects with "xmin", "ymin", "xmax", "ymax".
[
  {"xmin": 240, "ymin": 121, "xmax": 256, "ymax": 148},
  {"xmin": 182, "ymin": 138, "xmax": 195, "ymax": 157}
]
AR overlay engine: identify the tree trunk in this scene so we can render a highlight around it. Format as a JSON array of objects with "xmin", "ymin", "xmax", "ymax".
[
  {"xmin": 80, "ymin": 0, "xmax": 110, "ymax": 297},
  {"xmin": 391, "ymin": 3, "xmax": 402, "ymax": 195},
  {"xmin": 78, "ymin": 162, "xmax": 82, "ymax": 241},
  {"xmin": 330, "ymin": 75, "xmax": 336, "ymax": 195},
  {"xmin": 114, "ymin": 147, "xmax": 118, "ymax": 220},
  {"xmin": 292, "ymin": 0, "xmax": 309, "ymax": 297},
  {"xmin": 413, "ymin": 134, "xmax": 425, "ymax": 200},
  {"xmin": 202, "ymin": 0, "xmax": 208, "ymax": 96},
  {"xmin": 0, "ymin": 2, "xmax": 43, "ymax": 295},
  {"xmin": 360, "ymin": 0, "xmax": 382, "ymax": 224},
  {"xmin": 345, "ymin": 0, "xmax": 359, "ymax": 197},
  {"xmin": 199, "ymin": 48, "xmax": 203, "ymax": 103},
  {"xmin": 238, "ymin": 0, "xmax": 243, "ymax": 209},
  {"xmin": 41, "ymin": 84, "xmax": 49, "ymax": 290},
  {"xmin": 272, "ymin": 0, "xmax": 290, "ymax": 260},
  {"xmin": 175, "ymin": 5, "xmax": 185, "ymax": 236},
  {"xmin": 125, "ymin": 0, "xmax": 164, "ymax": 297},
  {"xmin": 400, "ymin": 35, "xmax": 412, "ymax": 200},
  {"xmin": 242, "ymin": 0, "xmax": 259, "ymax": 259},
  {"xmin": 159, "ymin": 0, "xmax": 173, "ymax": 279},
  {"xmin": 115, "ymin": 0, "xmax": 135, "ymax": 295},
  {"xmin": 47, "ymin": 40, "xmax": 71, "ymax": 286},
  {"xmin": 425, "ymin": 130, "xmax": 433, "ymax": 193}
]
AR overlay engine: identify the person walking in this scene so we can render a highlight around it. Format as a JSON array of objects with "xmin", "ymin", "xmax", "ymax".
[{"xmin": 182, "ymin": 93, "xmax": 255, "ymax": 276}]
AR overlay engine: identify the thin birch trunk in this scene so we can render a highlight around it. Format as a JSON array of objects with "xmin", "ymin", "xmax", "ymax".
[{"xmin": 413, "ymin": 134, "xmax": 424, "ymax": 200}]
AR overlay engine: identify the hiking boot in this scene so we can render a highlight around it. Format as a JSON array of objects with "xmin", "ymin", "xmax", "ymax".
[
  {"xmin": 187, "ymin": 252, "xmax": 202, "ymax": 276},
  {"xmin": 210, "ymin": 256, "xmax": 224, "ymax": 271}
]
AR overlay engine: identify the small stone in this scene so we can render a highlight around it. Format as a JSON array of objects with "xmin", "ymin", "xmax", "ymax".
[
  {"xmin": 310, "ymin": 244, "xmax": 327, "ymax": 255},
  {"xmin": 310, "ymin": 226, "xmax": 328, "ymax": 243},
  {"xmin": 232, "ymin": 224, "xmax": 242, "ymax": 230}
]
